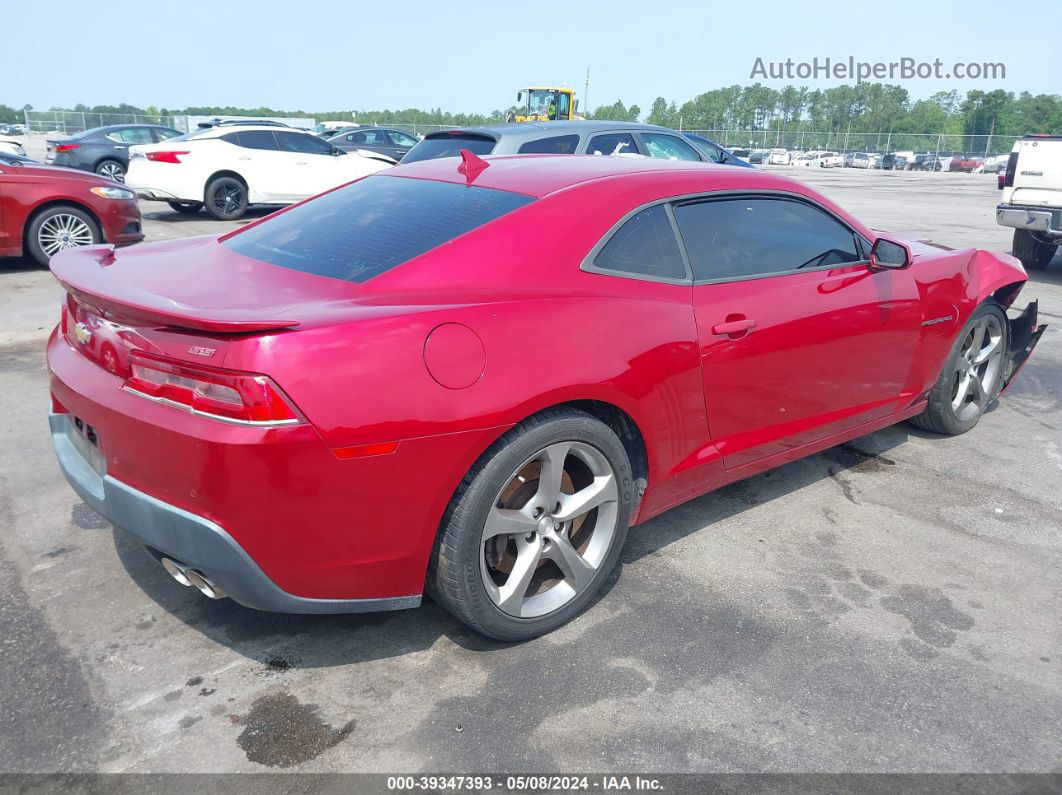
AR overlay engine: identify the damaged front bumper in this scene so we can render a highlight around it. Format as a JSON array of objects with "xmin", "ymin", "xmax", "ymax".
[{"xmin": 1001, "ymin": 300, "xmax": 1047, "ymax": 394}]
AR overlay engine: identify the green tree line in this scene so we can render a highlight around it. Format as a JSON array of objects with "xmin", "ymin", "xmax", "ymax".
[{"xmin": 642, "ymin": 84, "xmax": 1062, "ymax": 140}]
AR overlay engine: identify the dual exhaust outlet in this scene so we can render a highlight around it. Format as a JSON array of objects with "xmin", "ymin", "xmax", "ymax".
[{"xmin": 160, "ymin": 557, "xmax": 227, "ymax": 600}]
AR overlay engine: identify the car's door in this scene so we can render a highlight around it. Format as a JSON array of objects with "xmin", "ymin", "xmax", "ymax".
[
  {"xmin": 229, "ymin": 130, "xmax": 292, "ymax": 201},
  {"xmin": 275, "ymin": 131, "xmax": 345, "ymax": 197},
  {"xmin": 106, "ymin": 127, "xmax": 154, "ymax": 164},
  {"xmin": 384, "ymin": 129, "xmax": 418, "ymax": 161},
  {"xmin": 676, "ymin": 194, "xmax": 922, "ymax": 469},
  {"xmin": 345, "ymin": 128, "xmax": 390, "ymax": 157}
]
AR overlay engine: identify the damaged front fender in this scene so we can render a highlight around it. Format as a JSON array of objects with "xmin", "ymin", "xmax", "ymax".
[{"xmin": 1001, "ymin": 300, "xmax": 1048, "ymax": 394}]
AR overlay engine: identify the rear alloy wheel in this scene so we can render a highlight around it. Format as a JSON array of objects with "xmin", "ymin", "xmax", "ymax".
[
  {"xmin": 26, "ymin": 206, "xmax": 99, "ymax": 266},
  {"xmin": 1012, "ymin": 229, "xmax": 1057, "ymax": 271},
  {"xmin": 95, "ymin": 160, "xmax": 126, "ymax": 182},
  {"xmin": 167, "ymin": 201, "xmax": 203, "ymax": 215},
  {"xmin": 430, "ymin": 409, "xmax": 634, "ymax": 640},
  {"xmin": 204, "ymin": 176, "xmax": 248, "ymax": 220},
  {"xmin": 910, "ymin": 302, "xmax": 1009, "ymax": 435}
]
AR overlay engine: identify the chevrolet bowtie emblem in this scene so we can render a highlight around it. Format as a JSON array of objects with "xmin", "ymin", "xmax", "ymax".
[{"xmin": 73, "ymin": 322, "xmax": 92, "ymax": 345}]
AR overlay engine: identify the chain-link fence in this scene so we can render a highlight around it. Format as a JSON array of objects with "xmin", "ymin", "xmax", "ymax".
[
  {"xmin": 23, "ymin": 110, "xmax": 177, "ymax": 134},
  {"xmin": 682, "ymin": 129, "xmax": 1013, "ymax": 157}
]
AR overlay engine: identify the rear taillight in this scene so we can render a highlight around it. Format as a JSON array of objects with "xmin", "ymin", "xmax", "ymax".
[
  {"xmin": 1003, "ymin": 151, "xmax": 1018, "ymax": 187},
  {"xmin": 145, "ymin": 151, "xmax": 189, "ymax": 163},
  {"xmin": 54, "ymin": 143, "xmax": 80, "ymax": 153},
  {"xmin": 124, "ymin": 351, "xmax": 303, "ymax": 426}
]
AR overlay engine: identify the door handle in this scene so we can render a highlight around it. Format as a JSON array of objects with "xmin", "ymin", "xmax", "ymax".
[
  {"xmin": 711, "ymin": 317, "xmax": 758, "ymax": 337},
  {"xmin": 296, "ymin": 161, "xmax": 308, "ymax": 165}
]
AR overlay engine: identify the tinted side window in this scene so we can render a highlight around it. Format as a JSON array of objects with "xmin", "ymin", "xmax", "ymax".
[
  {"xmin": 350, "ymin": 129, "xmax": 389, "ymax": 145},
  {"xmin": 641, "ymin": 133, "xmax": 701, "ymax": 162},
  {"xmin": 106, "ymin": 128, "xmax": 154, "ymax": 144},
  {"xmin": 235, "ymin": 130, "xmax": 279, "ymax": 150},
  {"xmin": 155, "ymin": 129, "xmax": 181, "ymax": 141},
  {"xmin": 277, "ymin": 131, "xmax": 333, "ymax": 154},
  {"xmin": 674, "ymin": 198, "xmax": 863, "ymax": 281},
  {"xmin": 593, "ymin": 205, "xmax": 686, "ymax": 280},
  {"xmin": 587, "ymin": 133, "xmax": 638, "ymax": 156},
  {"xmin": 387, "ymin": 130, "xmax": 418, "ymax": 147},
  {"xmin": 517, "ymin": 134, "xmax": 580, "ymax": 154}
]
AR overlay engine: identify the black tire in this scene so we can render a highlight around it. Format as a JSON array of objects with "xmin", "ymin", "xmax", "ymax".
[
  {"xmin": 909, "ymin": 301, "xmax": 1009, "ymax": 436},
  {"xmin": 167, "ymin": 201, "xmax": 203, "ymax": 215},
  {"xmin": 94, "ymin": 159, "xmax": 125, "ymax": 182},
  {"xmin": 429, "ymin": 408, "xmax": 635, "ymax": 641},
  {"xmin": 1012, "ymin": 229, "xmax": 1056, "ymax": 271},
  {"xmin": 204, "ymin": 175, "xmax": 248, "ymax": 220},
  {"xmin": 25, "ymin": 205, "xmax": 100, "ymax": 267}
]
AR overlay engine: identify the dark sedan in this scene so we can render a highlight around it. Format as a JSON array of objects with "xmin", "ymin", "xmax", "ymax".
[
  {"xmin": 46, "ymin": 124, "xmax": 182, "ymax": 182},
  {"xmin": 327, "ymin": 127, "xmax": 420, "ymax": 162}
]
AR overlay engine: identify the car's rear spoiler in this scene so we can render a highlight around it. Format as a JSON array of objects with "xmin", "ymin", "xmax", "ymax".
[
  {"xmin": 1001, "ymin": 300, "xmax": 1047, "ymax": 393},
  {"xmin": 50, "ymin": 245, "xmax": 300, "ymax": 334}
]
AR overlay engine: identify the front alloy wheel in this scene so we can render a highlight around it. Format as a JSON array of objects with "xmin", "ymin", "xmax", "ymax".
[
  {"xmin": 910, "ymin": 301, "xmax": 1009, "ymax": 435},
  {"xmin": 950, "ymin": 313, "xmax": 1005, "ymax": 423},
  {"xmin": 37, "ymin": 213, "xmax": 96, "ymax": 257}
]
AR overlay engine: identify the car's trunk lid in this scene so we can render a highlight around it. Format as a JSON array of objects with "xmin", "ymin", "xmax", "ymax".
[
  {"xmin": 50, "ymin": 235, "xmax": 368, "ymax": 333},
  {"xmin": 51, "ymin": 235, "xmax": 368, "ymax": 375}
]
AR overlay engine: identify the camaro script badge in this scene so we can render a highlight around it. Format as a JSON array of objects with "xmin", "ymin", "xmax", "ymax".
[{"xmin": 188, "ymin": 346, "xmax": 217, "ymax": 357}]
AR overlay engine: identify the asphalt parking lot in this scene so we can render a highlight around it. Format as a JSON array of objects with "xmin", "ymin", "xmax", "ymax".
[{"xmin": 1, "ymin": 152, "xmax": 1060, "ymax": 773}]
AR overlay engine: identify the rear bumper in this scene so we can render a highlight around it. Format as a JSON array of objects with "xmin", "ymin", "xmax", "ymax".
[
  {"xmin": 49, "ymin": 411, "xmax": 419, "ymax": 614},
  {"xmin": 996, "ymin": 204, "xmax": 1062, "ymax": 238}
]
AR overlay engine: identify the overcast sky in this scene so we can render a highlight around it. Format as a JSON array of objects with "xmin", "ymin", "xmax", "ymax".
[{"xmin": 12, "ymin": 0, "xmax": 1061, "ymax": 114}]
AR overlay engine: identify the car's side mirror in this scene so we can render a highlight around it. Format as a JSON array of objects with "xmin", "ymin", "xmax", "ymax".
[
  {"xmin": 331, "ymin": 146, "xmax": 344, "ymax": 156},
  {"xmin": 869, "ymin": 238, "xmax": 911, "ymax": 270},
  {"xmin": 517, "ymin": 92, "xmax": 522, "ymax": 103}
]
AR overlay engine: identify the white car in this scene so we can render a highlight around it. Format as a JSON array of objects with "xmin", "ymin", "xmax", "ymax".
[
  {"xmin": 848, "ymin": 152, "xmax": 872, "ymax": 169},
  {"xmin": 0, "ymin": 139, "xmax": 26, "ymax": 157},
  {"xmin": 767, "ymin": 148, "xmax": 791, "ymax": 165},
  {"xmin": 793, "ymin": 151, "xmax": 842, "ymax": 168},
  {"xmin": 981, "ymin": 154, "xmax": 1010, "ymax": 174},
  {"xmin": 126, "ymin": 124, "xmax": 394, "ymax": 220}
]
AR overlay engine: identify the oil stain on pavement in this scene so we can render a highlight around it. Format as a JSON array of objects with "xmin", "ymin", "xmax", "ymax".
[{"xmin": 236, "ymin": 691, "xmax": 356, "ymax": 768}]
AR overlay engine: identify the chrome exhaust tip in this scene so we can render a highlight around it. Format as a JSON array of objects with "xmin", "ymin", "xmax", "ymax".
[
  {"xmin": 160, "ymin": 557, "xmax": 192, "ymax": 587},
  {"xmin": 184, "ymin": 569, "xmax": 227, "ymax": 600}
]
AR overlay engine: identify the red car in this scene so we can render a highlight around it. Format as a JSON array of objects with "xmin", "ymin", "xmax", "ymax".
[
  {"xmin": 949, "ymin": 156, "xmax": 984, "ymax": 173},
  {"xmin": 46, "ymin": 154, "xmax": 1044, "ymax": 640},
  {"xmin": 0, "ymin": 154, "xmax": 143, "ymax": 266}
]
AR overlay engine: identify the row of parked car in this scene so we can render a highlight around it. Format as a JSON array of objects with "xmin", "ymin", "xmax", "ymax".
[
  {"xmin": 0, "ymin": 118, "xmax": 755, "ymax": 265},
  {"xmin": 746, "ymin": 146, "xmax": 1010, "ymax": 173}
]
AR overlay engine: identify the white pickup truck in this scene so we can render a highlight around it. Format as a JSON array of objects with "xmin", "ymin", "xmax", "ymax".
[{"xmin": 997, "ymin": 134, "xmax": 1062, "ymax": 270}]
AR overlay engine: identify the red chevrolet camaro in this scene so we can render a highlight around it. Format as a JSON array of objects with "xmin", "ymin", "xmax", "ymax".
[{"xmin": 46, "ymin": 153, "xmax": 1044, "ymax": 640}]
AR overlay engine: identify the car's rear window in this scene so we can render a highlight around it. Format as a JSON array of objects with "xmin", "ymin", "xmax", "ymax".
[
  {"xmin": 222, "ymin": 175, "xmax": 534, "ymax": 283},
  {"xmin": 402, "ymin": 133, "xmax": 496, "ymax": 163}
]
